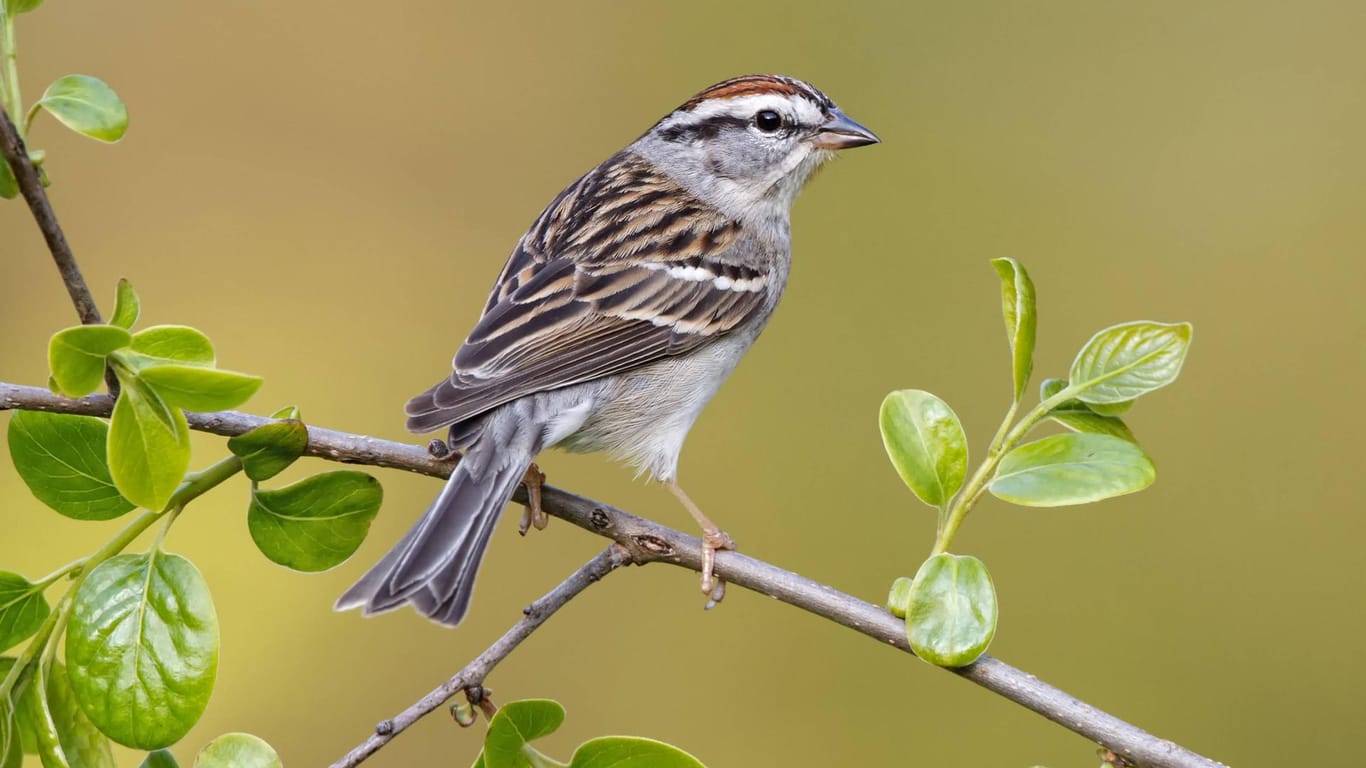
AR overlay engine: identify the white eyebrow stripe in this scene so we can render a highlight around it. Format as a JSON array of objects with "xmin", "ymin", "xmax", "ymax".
[
  {"xmin": 666, "ymin": 93, "xmax": 826, "ymax": 128},
  {"xmin": 640, "ymin": 262, "xmax": 767, "ymax": 293}
]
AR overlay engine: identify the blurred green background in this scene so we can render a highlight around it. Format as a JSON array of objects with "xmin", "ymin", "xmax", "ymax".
[{"xmin": 3, "ymin": 1, "xmax": 1363, "ymax": 765}]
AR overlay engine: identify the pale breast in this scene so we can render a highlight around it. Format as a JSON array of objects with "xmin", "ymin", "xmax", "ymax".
[{"xmin": 554, "ymin": 332, "xmax": 758, "ymax": 482}]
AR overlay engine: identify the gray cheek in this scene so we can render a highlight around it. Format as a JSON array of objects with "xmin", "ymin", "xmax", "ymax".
[{"xmin": 706, "ymin": 138, "xmax": 782, "ymax": 183}]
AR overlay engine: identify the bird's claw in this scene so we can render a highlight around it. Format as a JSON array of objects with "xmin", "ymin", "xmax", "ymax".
[
  {"xmin": 700, "ymin": 529, "xmax": 735, "ymax": 607},
  {"xmin": 518, "ymin": 463, "xmax": 548, "ymax": 536}
]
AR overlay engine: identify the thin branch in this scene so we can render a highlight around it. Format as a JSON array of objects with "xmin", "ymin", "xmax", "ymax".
[
  {"xmin": 0, "ymin": 383, "xmax": 1227, "ymax": 768},
  {"xmin": 329, "ymin": 545, "xmax": 633, "ymax": 768},
  {"xmin": 0, "ymin": 107, "xmax": 102, "ymax": 325}
]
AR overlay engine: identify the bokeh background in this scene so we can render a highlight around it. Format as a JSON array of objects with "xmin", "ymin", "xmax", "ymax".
[{"xmin": 3, "ymin": 1, "xmax": 1364, "ymax": 765}]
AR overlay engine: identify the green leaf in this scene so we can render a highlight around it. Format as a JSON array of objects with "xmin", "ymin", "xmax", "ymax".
[
  {"xmin": 35, "ymin": 76, "xmax": 128, "ymax": 143},
  {"xmin": 0, "ymin": 572, "xmax": 50, "ymax": 653},
  {"xmin": 2, "ymin": 694, "xmax": 21, "ymax": 768},
  {"xmin": 0, "ymin": 157, "xmax": 16, "ymax": 199},
  {"xmin": 17, "ymin": 661, "xmax": 66, "ymax": 768},
  {"xmin": 137, "ymin": 365, "xmax": 262, "ymax": 412},
  {"xmin": 140, "ymin": 750, "xmax": 179, "ymax": 768},
  {"xmin": 248, "ymin": 471, "xmax": 382, "ymax": 572},
  {"xmin": 1086, "ymin": 400, "xmax": 1133, "ymax": 417},
  {"xmin": 48, "ymin": 326, "xmax": 131, "ymax": 397},
  {"xmin": 107, "ymin": 373, "xmax": 191, "ymax": 511},
  {"xmin": 109, "ymin": 280, "xmax": 140, "ymax": 330},
  {"xmin": 192, "ymin": 733, "xmax": 280, "ymax": 768},
  {"xmin": 989, "ymin": 433, "xmax": 1155, "ymax": 507},
  {"xmin": 990, "ymin": 257, "xmax": 1037, "ymax": 401},
  {"xmin": 0, "ymin": 658, "xmax": 33, "ymax": 755},
  {"xmin": 1048, "ymin": 407, "xmax": 1136, "ymax": 443},
  {"xmin": 227, "ymin": 420, "xmax": 308, "ymax": 482},
  {"xmin": 886, "ymin": 576, "xmax": 913, "ymax": 619},
  {"xmin": 8, "ymin": 0, "xmax": 45, "ymax": 15},
  {"xmin": 1068, "ymin": 321, "xmax": 1192, "ymax": 404},
  {"xmin": 20, "ymin": 661, "xmax": 115, "ymax": 768},
  {"xmin": 905, "ymin": 553, "xmax": 997, "ymax": 667},
  {"xmin": 129, "ymin": 326, "xmax": 215, "ymax": 367},
  {"xmin": 483, "ymin": 699, "xmax": 566, "ymax": 768},
  {"xmin": 570, "ymin": 737, "xmax": 708, "ymax": 768},
  {"xmin": 45, "ymin": 663, "xmax": 115, "ymax": 768},
  {"xmin": 878, "ymin": 390, "xmax": 967, "ymax": 508},
  {"xmin": 8, "ymin": 411, "xmax": 135, "ymax": 520},
  {"xmin": 66, "ymin": 553, "xmax": 218, "ymax": 750},
  {"xmin": 268, "ymin": 405, "xmax": 299, "ymax": 420},
  {"xmin": 1039, "ymin": 378, "xmax": 1136, "ymax": 443}
]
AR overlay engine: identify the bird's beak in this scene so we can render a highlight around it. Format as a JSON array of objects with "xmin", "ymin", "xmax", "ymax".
[{"xmin": 809, "ymin": 108, "xmax": 880, "ymax": 150}]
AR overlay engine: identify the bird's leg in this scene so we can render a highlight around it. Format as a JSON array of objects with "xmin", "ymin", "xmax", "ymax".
[
  {"xmin": 665, "ymin": 481, "xmax": 734, "ymax": 607},
  {"xmin": 518, "ymin": 463, "xmax": 548, "ymax": 536}
]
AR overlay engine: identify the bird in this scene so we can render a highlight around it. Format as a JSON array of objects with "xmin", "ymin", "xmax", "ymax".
[{"xmin": 336, "ymin": 74, "xmax": 879, "ymax": 626}]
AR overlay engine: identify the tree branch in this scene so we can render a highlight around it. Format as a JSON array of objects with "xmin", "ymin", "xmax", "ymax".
[
  {"xmin": 0, "ymin": 107, "xmax": 102, "ymax": 326},
  {"xmin": 329, "ymin": 545, "xmax": 634, "ymax": 768},
  {"xmin": 0, "ymin": 382, "xmax": 1227, "ymax": 768}
]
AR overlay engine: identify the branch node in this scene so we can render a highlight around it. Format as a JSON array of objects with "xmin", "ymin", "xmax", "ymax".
[
  {"xmin": 631, "ymin": 534, "xmax": 674, "ymax": 558},
  {"xmin": 465, "ymin": 685, "xmax": 497, "ymax": 720},
  {"xmin": 374, "ymin": 720, "xmax": 394, "ymax": 736},
  {"xmin": 589, "ymin": 507, "xmax": 612, "ymax": 530}
]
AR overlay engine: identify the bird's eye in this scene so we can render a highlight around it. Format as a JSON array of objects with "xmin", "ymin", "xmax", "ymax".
[{"xmin": 754, "ymin": 110, "xmax": 784, "ymax": 133}]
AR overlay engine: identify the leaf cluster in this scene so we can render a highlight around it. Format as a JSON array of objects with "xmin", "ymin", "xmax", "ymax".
[
  {"xmin": 467, "ymin": 699, "xmax": 708, "ymax": 768},
  {"xmin": 880, "ymin": 259, "xmax": 1192, "ymax": 666},
  {"xmin": 2, "ymin": 279, "xmax": 384, "ymax": 765}
]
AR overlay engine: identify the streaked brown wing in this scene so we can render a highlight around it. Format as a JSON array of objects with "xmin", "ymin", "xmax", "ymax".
[{"xmin": 405, "ymin": 151, "xmax": 770, "ymax": 433}]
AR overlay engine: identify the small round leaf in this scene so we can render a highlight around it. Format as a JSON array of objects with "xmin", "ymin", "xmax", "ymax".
[
  {"xmin": 48, "ymin": 326, "xmax": 131, "ymax": 397},
  {"xmin": 0, "ymin": 572, "xmax": 50, "ymax": 653},
  {"xmin": 248, "ymin": 472, "xmax": 382, "ymax": 572},
  {"xmin": 878, "ymin": 390, "xmax": 967, "ymax": 508},
  {"xmin": 1069, "ymin": 321, "xmax": 1192, "ymax": 404},
  {"xmin": 990, "ymin": 257, "xmax": 1037, "ymax": 401},
  {"xmin": 129, "ymin": 326, "xmax": 215, "ymax": 367},
  {"xmin": 108, "ymin": 374, "xmax": 191, "ymax": 511},
  {"xmin": 110, "ymin": 280, "xmax": 141, "ymax": 331},
  {"xmin": 140, "ymin": 749, "xmax": 180, "ymax": 768},
  {"xmin": 137, "ymin": 365, "xmax": 262, "ymax": 412},
  {"xmin": 570, "ymin": 737, "xmax": 708, "ymax": 768},
  {"xmin": 989, "ymin": 433, "xmax": 1154, "ymax": 507},
  {"xmin": 36, "ymin": 75, "xmax": 128, "ymax": 143},
  {"xmin": 66, "ymin": 553, "xmax": 219, "ymax": 749},
  {"xmin": 193, "ymin": 733, "xmax": 280, "ymax": 768},
  {"xmin": 483, "ymin": 699, "xmax": 565, "ymax": 768},
  {"xmin": 906, "ymin": 553, "xmax": 997, "ymax": 667},
  {"xmin": 227, "ymin": 420, "xmax": 308, "ymax": 482},
  {"xmin": 885, "ymin": 576, "xmax": 913, "ymax": 619},
  {"xmin": 8, "ymin": 411, "xmax": 134, "ymax": 520}
]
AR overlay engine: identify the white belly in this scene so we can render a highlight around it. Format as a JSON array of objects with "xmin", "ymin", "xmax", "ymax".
[{"xmin": 553, "ymin": 334, "xmax": 755, "ymax": 482}]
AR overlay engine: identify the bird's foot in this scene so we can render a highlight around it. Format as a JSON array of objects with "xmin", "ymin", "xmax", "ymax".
[
  {"xmin": 518, "ymin": 463, "xmax": 548, "ymax": 536},
  {"xmin": 700, "ymin": 528, "xmax": 735, "ymax": 609}
]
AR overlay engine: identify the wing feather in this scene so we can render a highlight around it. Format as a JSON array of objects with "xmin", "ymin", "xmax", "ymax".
[{"xmin": 406, "ymin": 151, "xmax": 771, "ymax": 432}]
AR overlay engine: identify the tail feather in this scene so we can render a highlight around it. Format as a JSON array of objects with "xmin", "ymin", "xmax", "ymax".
[{"xmin": 335, "ymin": 438, "xmax": 532, "ymax": 626}]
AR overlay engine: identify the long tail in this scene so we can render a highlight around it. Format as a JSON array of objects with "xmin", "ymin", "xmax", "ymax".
[{"xmin": 335, "ymin": 435, "xmax": 532, "ymax": 626}]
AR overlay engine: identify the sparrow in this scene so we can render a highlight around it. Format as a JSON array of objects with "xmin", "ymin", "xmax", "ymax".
[{"xmin": 337, "ymin": 74, "xmax": 879, "ymax": 626}]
